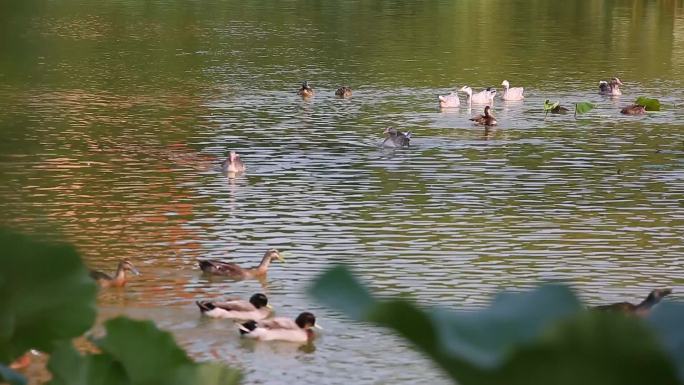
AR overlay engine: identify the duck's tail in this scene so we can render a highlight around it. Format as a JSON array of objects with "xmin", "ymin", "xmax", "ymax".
[
  {"xmin": 196, "ymin": 301, "xmax": 215, "ymax": 313},
  {"xmin": 238, "ymin": 320, "xmax": 258, "ymax": 335}
]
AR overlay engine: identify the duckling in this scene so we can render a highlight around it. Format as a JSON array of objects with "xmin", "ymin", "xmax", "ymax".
[
  {"xmin": 198, "ymin": 249, "xmax": 285, "ymax": 279},
  {"xmin": 239, "ymin": 312, "xmax": 320, "ymax": 343},
  {"xmin": 620, "ymin": 104, "xmax": 647, "ymax": 115},
  {"xmin": 297, "ymin": 81, "xmax": 314, "ymax": 98},
  {"xmin": 598, "ymin": 77, "xmax": 623, "ymax": 96},
  {"xmin": 89, "ymin": 258, "xmax": 140, "ymax": 288},
  {"xmin": 221, "ymin": 151, "xmax": 246, "ymax": 173},
  {"xmin": 501, "ymin": 80, "xmax": 524, "ymax": 101},
  {"xmin": 382, "ymin": 127, "xmax": 411, "ymax": 148},
  {"xmin": 438, "ymin": 92, "xmax": 460, "ymax": 108},
  {"xmin": 196, "ymin": 293, "xmax": 272, "ymax": 320},
  {"xmin": 469, "ymin": 106, "xmax": 497, "ymax": 126},
  {"xmin": 593, "ymin": 288, "xmax": 672, "ymax": 316},
  {"xmin": 335, "ymin": 86, "xmax": 352, "ymax": 98},
  {"xmin": 459, "ymin": 86, "xmax": 497, "ymax": 105}
]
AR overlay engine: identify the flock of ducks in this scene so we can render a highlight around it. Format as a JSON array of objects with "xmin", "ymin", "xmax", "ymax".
[
  {"xmin": 296, "ymin": 77, "xmax": 653, "ymax": 150},
  {"xmin": 88, "ymin": 250, "xmax": 319, "ymax": 343},
  {"xmin": 80, "ymin": 76, "xmax": 670, "ymax": 348}
]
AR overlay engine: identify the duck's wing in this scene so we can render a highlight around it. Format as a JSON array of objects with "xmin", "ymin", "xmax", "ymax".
[
  {"xmin": 469, "ymin": 114, "xmax": 485, "ymax": 122},
  {"xmin": 509, "ymin": 87, "xmax": 524, "ymax": 99},
  {"xmin": 198, "ymin": 259, "xmax": 243, "ymax": 275},
  {"xmin": 593, "ymin": 302, "xmax": 636, "ymax": 312},
  {"xmin": 257, "ymin": 317, "xmax": 299, "ymax": 330},
  {"xmin": 89, "ymin": 270, "xmax": 111, "ymax": 280},
  {"xmin": 211, "ymin": 299, "xmax": 257, "ymax": 312}
]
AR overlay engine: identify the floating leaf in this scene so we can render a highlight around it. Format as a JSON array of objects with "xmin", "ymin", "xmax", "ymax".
[
  {"xmin": 635, "ymin": 97, "xmax": 661, "ymax": 111},
  {"xmin": 574, "ymin": 102, "xmax": 595, "ymax": 116},
  {"xmin": 47, "ymin": 317, "xmax": 242, "ymax": 385},
  {"xmin": 310, "ymin": 265, "xmax": 682, "ymax": 385},
  {"xmin": 0, "ymin": 229, "xmax": 97, "ymax": 362}
]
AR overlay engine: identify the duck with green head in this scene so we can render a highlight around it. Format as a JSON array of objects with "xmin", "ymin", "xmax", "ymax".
[
  {"xmin": 196, "ymin": 293, "xmax": 273, "ymax": 320},
  {"xmin": 239, "ymin": 312, "xmax": 321, "ymax": 343}
]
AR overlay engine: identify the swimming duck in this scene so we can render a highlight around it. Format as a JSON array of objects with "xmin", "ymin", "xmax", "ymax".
[
  {"xmin": 501, "ymin": 80, "xmax": 524, "ymax": 101},
  {"xmin": 469, "ymin": 106, "xmax": 497, "ymax": 126},
  {"xmin": 459, "ymin": 86, "xmax": 497, "ymax": 105},
  {"xmin": 297, "ymin": 81, "xmax": 314, "ymax": 98},
  {"xmin": 438, "ymin": 92, "xmax": 460, "ymax": 108},
  {"xmin": 599, "ymin": 77, "xmax": 623, "ymax": 96},
  {"xmin": 239, "ymin": 312, "xmax": 320, "ymax": 343},
  {"xmin": 593, "ymin": 288, "xmax": 672, "ymax": 316},
  {"xmin": 198, "ymin": 249, "xmax": 285, "ymax": 279},
  {"xmin": 382, "ymin": 127, "xmax": 411, "ymax": 148},
  {"xmin": 620, "ymin": 104, "xmax": 647, "ymax": 115},
  {"xmin": 89, "ymin": 258, "xmax": 140, "ymax": 288},
  {"xmin": 335, "ymin": 86, "xmax": 352, "ymax": 98},
  {"xmin": 221, "ymin": 151, "xmax": 246, "ymax": 173},
  {"xmin": 196, "ymin": 293, "xmax": 272, "ymax": 320}
]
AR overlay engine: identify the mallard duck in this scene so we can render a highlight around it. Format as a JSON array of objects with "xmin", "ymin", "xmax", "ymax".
[
  {"xmin": 196, "ymin": 293, "xmax": 272, "ymax": 320},
  {"xmin": 297, "ymin": 81, "xmax": 314, "ymax": 98},
  {"xmin": 599, "ymin": 77, "xmax": 623, "ymax": 96},
  {"xmin": 469, "ymin": 105, "xmax": 497, "ymax": 126},
  {"xmin": 593, "ymin": 288, "xmax": 672, "ymax": 316},
  {"xmin": 459, "ymin": 86, "xmax": 497, "ymax": 104},
  {"xmin": 438, "ymin": 92, "xmax": 460, "ymax": 108},
  {"xmin": 620, "ymin": 104, "xmax": 647, "ymax": 115},
  {"xmin": 335, "ymin": 86, "xmax": 352, "ymax": 98},
  {"xmin": 198, "ymin": 249, "xmax": 285, "ymax": 279},
  {"xmin": 382, "ymin": 127, "xmax": 411, "ymax": 148},
  {"xmin": 501, "ymin": 80, "xmax": 524, "ymax": 101},
  {"xmin": 89, "ymin": 258, "xmax": 140, "ymax": 288},
  {"xmin": 221, "ymin": 151, "xmax": 245, "ymax": 173},
  {"xmin": 239, "ymin": 312, "xmax": 320, "ymax": 343}
]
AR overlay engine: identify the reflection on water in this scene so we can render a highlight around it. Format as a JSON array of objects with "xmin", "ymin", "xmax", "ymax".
[{"xmin": 2, "ymin": 1, "xmax": 684, "ymax": 384}]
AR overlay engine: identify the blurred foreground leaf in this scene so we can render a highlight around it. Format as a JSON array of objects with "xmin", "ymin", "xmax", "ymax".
[
  {"xmin": 635, "ymin": 97, "xmax": 661, "ymax": 111},
  {"xmin": 47, "ymin": 317, "xmax": 242, "ymax": 385},
  {"xmin": 0, "ymin": 364, "xmax": 26, "ymax": 385},
  {"xmin": 310, "ymin": 265, "xmax": 681, "ymax": 385},
  {"xmin": 0, "ymin": 228, "xmax": 97, "ymax": 362}
]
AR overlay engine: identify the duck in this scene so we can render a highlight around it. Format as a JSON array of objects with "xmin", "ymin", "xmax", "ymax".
[
  {"xmin": 438, "ymin": 92, "xmax": 460, "ymax": 108},
  {"xmin": 599, "ymin": 77, "xmax": 623, "ymax": 96},
  {"xmin": 459, "ymin": 86, "xmax": 497, "ymax": 105},
  {"xmin": 500, "ymin": 80, "xmax": 524, "ymax": 101},
  {"xmin": 382, "ymin": 127, "xmax": 411, "ymax": 148},
  {"xmin": 239, "ymin": 312, "xmax": 320, "ymax": 343},
  {"xmin": 221, "ymin": 151, "xmax": 246, "ymax": 173},
  {"xmin": 335, "ymin": 86, "xmax": 352, "ymax": 98},
  {"xmin": 469, "ymin": 106, "xmax": 497, "ymax": 126},
  {"xmin": 593, "ymin": 288, "xmax": 672, "ymax": 316},
  {"xmin": 297, "ymin": 81, "xmax": 314, "ymax": 98},
  {"xmin": 198, "ymin": 249, "xmax": 285, "ymax": 279},
  {"xmin": 620, "ymin": 104, "xmax": 647, "ymax": 115},
  {"xmin": 89, "ymin": 258, "xmax": 140, "ymax": 288},
  {"xmin": 196, "ymin": 293, "xmax": 272, "ymax": 320}
]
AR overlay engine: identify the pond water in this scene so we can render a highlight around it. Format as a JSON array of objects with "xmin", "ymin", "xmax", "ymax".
[{"xmin": 2, "ymin": 1, "xmax": 684, "ymax": 384}]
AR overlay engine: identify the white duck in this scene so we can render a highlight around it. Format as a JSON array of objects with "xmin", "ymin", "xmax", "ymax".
[
  {"xmin": 196, "ymin": 293, "xmax": 272, "ymax": 320},
  {"xmin": 459, "ymin": 86, "xmax": 497, "ymax": 105},
  {"xmin": 438, "ymin": 92, "xmax": 460, "ymax": 108},
  {"xmin": 501, "ymin": 80, "xmax": 524, "ymax": 101},
  {"xmin": 239, "ymin": 312, "xmax": 321, "ymax": 343}
]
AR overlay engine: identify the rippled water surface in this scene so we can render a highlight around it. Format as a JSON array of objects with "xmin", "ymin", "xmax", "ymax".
[{"xmin": 2, "ymin": 1, "xmax": 684, "ymax": 384}]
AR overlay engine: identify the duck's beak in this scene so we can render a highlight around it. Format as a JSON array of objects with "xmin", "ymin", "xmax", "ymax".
[
  {"xmin": 130, "ymin": 266, "xmax": 141, "ymax": 276},
  {"xmin": 313, "ymin": 323, "xmax": 323, "ymax": 330},
  {"xmin": 276, "ymin": 253, "xmax": 286, "ymax": 262},
  {"xmin": 266, "ymin": 304, "xmax": 273, "ymax": 309}
]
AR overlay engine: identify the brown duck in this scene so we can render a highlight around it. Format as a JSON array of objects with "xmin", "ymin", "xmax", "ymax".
[
  {"xmin": 89, "ymin": 258, "xmax": 140, "ymax": 288},
  {"xmin": 297, "ymin": 81, "xmax": 314, "ymax": 98},
  {"xmin": 620, "ymin": 104, "xmax": 647, "ymax": 115},
  {"xmin": 470, "ymin": 105, "xmax": 497, "ymax": 126},
  {"xmin": 198, "ymin": 249, "xmax": 285, "ymax": 279},
  {"xmin": 593, "ymin": 288, "xmax": 672, "ymax": 316},
  {"xmin": 335, "ymin": 86, "xmax": 352, "ymax": 98}
]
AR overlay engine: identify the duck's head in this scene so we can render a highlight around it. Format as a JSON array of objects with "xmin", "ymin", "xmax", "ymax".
[
  {"xmin": 649, "ymin": 288, "xmax": 672, "ymax": 302},
  {"xmin": 611, "ymin": 77, "xmax": 623, "ymax": 86},
  {"xmin": 459, "ymin": 86, "xmax": 472, "ymax": 95},
  {"xmin": 295, "ymin": 312, "xmax": 321, "ymax": 329},
  {"xmin": 119, "ymin": 259, "xmax": 140, "ymax": 275},
  {"xmin": 264, "ymin": 249, "xmax": 285, "ymax": 262},
  {"xmin": 249, "ymin": 293, "xmax": 270, "ymax": 309},
  {"xmin": 383, "ymin": 127, "xmax": 397, "ymax": 136},
  {"xmin": 302, "ymin": 81, "xmax": 310, "ymax": 89},
  {"xmin": 501, "ymin": 80, "xmax": 510, "ymax": 89}
]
